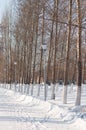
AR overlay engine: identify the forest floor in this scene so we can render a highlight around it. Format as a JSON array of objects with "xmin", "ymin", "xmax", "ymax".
[{"xmin": 0, "ymin": 84, "xmax": 86, "ymax": 130}]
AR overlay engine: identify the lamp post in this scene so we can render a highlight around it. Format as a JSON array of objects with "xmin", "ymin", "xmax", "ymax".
[
  {"xmin": 14, "ymin": 61, "xmax": 17, "ymax": 91},
  {"xmin": 42, "ymin": 43, "xmax": 47, "ymax": 101},
  {"xmin": 3, "ymin": 68, "xmax": 6, "ymax": 88}
]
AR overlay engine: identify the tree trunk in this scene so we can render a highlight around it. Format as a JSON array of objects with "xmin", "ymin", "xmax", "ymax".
[
  {"xmin": 51, "ymin": 0, "xmax": 58, "ymax": 100},
  {"xmin": 63, "ymin": 0, "xmax": 72, "ymax": 104},
  {"xmin": 32, "ymin": 1, "xmax": 39, "ymax": 84},
  {"xmin": 75, "ymin": 0, "xmax": 82, "ymax": 106}
]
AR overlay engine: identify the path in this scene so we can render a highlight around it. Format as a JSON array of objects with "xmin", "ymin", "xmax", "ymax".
[{"xmin": 0, "ymin": 87, "xmax": 83, "ymax": 130}]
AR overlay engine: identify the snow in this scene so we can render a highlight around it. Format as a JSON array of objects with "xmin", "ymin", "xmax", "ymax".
[{"xmin": 0, "ymin": 84, "xmax": 86, "ymax": 130}]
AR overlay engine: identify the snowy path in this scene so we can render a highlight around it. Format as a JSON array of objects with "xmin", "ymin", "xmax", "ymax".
[{"xmin": 0, "ymin": 87, "xmax": 85, "ymax": 130}]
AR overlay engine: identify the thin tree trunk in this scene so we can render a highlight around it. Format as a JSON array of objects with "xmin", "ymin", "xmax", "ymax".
[
  {"xmin": 75, "ymin": 0, "xmax": 82, "ymax": 106},
  {"xmin": 32, "ymin": 1, "xmax": 39, "ymax": 84},
  {"xmin": 51, "ymin": 0, "xmax": 59, "ymax": 99},
  {"xmin": 63, "ymin": 0, "xmax": 72, "ymax": 104},
  {"xmin": 38, "ymin": 5, "xmax": 45, "ymax": 98},
  {"xmin": 39, "ymin": 6, "xmax": 45, "ymax": 84},
  {"xmin": 82, "ymin": 54, "xmax": 86, "ymax": 83},
  {"xmin": 47, "ymin": 6, "xmax": 55, "ymax": 82}
]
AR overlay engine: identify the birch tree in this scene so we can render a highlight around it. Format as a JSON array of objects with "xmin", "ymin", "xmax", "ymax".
[
  {"xmin": 75, "ymin": 0, "xmax": 82, "ymax": 106},
  {"xmin": 51, "ymin": 0, "xmax": 58, "ymax": 99},
  {"xmin": 63, "ymin": 0, "xmax": 72, "ymax": 104}
]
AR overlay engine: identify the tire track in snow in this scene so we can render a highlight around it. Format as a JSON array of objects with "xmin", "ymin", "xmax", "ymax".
[{"xmin": 9, "ymin": 91, "xmax": 52, "ymax": 130}]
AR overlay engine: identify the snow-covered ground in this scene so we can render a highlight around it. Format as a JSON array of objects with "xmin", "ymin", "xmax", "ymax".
[{"xmin": 0, "ymin": 84, "xmax": 86, "ymax": 130}]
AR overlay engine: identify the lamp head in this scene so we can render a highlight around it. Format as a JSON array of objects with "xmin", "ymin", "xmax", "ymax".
[{"xmin": 42, "ymin": 43, "xmax": 47, "ymax": 51}]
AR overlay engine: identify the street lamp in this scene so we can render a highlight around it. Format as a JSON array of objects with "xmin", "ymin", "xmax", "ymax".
[
  {"xmin": 42, "ymin": 43, "xmax": 47, "ymax": 101},
  {"xmin": 3, "ymin": 68, "xmax": 6, "ymax": 88},
  {"xmin": 14, "ymin": 61, "xmax": 17, "ymax": 91}
]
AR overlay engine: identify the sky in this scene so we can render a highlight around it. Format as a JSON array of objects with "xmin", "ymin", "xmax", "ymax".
[{"xmin": 0, "ymin": 0, "xmax": 10, "ymax": 22}]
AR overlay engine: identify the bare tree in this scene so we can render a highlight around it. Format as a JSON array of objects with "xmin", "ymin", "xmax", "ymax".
[
  {"xmin": 51, "ymin": 0, "xmax": 59, "ymax": 99},
  {"xmin": 63, "ymin": 0, "xmax": 72, "ymax": 104},
  {"xmin": 75, "ymin": 0, "xmax": 82, "ymax": 106}
]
